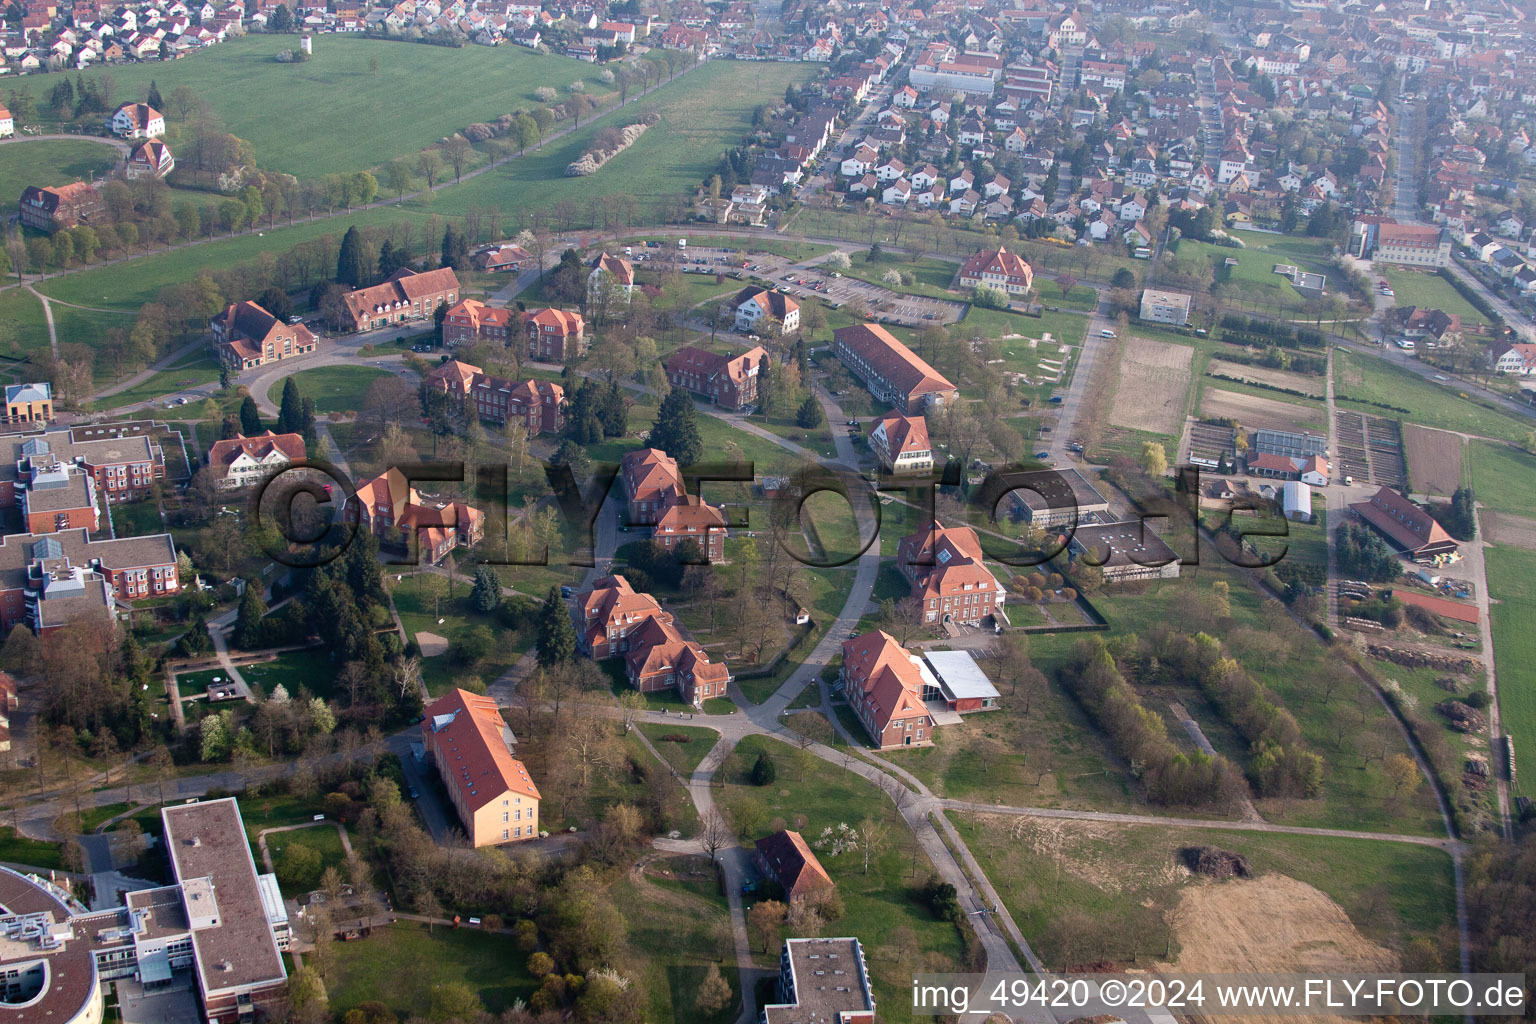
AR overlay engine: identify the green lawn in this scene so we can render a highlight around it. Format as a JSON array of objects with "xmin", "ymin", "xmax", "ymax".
[
  {"xmin": 1465, "ymin": 440, "xmax": 1536, "ymax": 515},
  {"xmin": 110, "ymin": 500, "xmax": 165, "ymax": 537},
  {"xmin": 953, "ymin": 813, "xmax": 1456, "ymax": 967},
  {"xmin": 265, "ymin": 824, "xmax": 348, "ymax": 896},
  {"xmin": 0, "ymin": 138, "xmax": 120, "ymax": 190},
  {"xmin": 27, "ymin": 36, "xmax": 613, "ymax": 179},
  {"xmin": 1380, "ymin": 268, "xmax": 1489, "ymax": 328},
  {"xmin": 1177, "ymin": 238, "xmax": 1313, "ymax": 309},
  {"xmin": 0, "ymin": 288, "xmax": 51, "ymax": 360},
  {"xmin": 240, "ymin": 648, "xmax": 341, "ymax": 702},
  {"xmin": 272, "ymin": 365, "xmax": 393, "ymax": 416},
  {"xmin": 1485, "ymin": 544, "xmax": 1536, "ymax": 753},
  {"xmin": 1334, "ymin": 349, "xmax": 1531, "ymax": 442},
  {"xmin": 0, "ymin": 826, "xmax": 64, "ymax": 870},
  {"xmin": 175, "ymin": 668, "xmax": 230, "ymax": 697},
  {"xmin": 329, "ymin": 920, "xmax": 538, "ymax": 1018},
  {"xmin": 615, "ymin": 859, "xmax": 741, "ymax": 1024},
  {"xmin": 637, "ymin": 723, "xmax": 720, "ymax": 777},
  {"xmin": 94, "ymin": 352, "xmax": 223, "ymax": 411},
  {"xmin": 832, "ymin": 255, "xmax": 962, "ymax": 298}
]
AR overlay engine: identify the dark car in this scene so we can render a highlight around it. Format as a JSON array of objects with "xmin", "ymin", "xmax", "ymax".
[{"xmin": 1035, "ymin": 451, "xmax": 1050, "ymax": 460}]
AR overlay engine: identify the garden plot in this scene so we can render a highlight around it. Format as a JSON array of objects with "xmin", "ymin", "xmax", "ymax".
[
  {"xmin": 1109, "ymin": 336, "xmax": 1193, "ymax": 435},
  {"xmin": 1202, "ymin": 388, "xmax": 1321, "ymax": 435},
  {"xmin": 1402, "ymin": 425, "xmax": 1463, "ymax": 497},
  {"xmin": 1206, "ymin": 358, "xmax": 1324, "ymax": 398}
]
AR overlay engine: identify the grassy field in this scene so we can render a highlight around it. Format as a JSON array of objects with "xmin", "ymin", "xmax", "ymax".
[
  {"xmin": 27, "ymin": 36, "xmax": 612, "ymax": 179},
  {"xmin": 719, "ymin": 735, "xmax": 970, "ymax": 1020},
  {"xmin": 265, "ymin": 824, "xmax": 348, "ymax": 896},
  {"xmin": 831, "ymin": 254, "xmax": 961, "ymax": 298},
  {"xmin": 272, "ymin": 365, "xmax": 393, "ymax": 416},
  {"xmin": 0, "ymin": 137, "xmax": 121, "ymax": 190},
  {"xmin": 329, "ymin": 920, "xmax": 538, "ymax": 1018},
  {"xmin": 614, "ymin": 857, "xmax": 741, "ymax": 1024},
  {"xmin": 1466, "ymin": 440, "xmax": 1536, "ymax": 515},
  {"xmin": 637, "ymin": 723, "xmax": 719, "ymax": 777},
  {"xmin": 1485, "ymin": 544, "xmax": 1536, "ymax": 755},
  {"xmin": 1334, "ymin": 349, "xmax": 1531, "ymax": 442},
  {"xmin": 1380, "ymin": 268, "xmax": 1489, "ymax": 328},
  {"xmin": 953, "ymin": 813, "xmax": 1456, "ymax": 967},
  {"xmin": 1178, "ymin": 238, "xmax": 1312, "ymax": 309},
  {"xmin": 0, "ymin": 289, "xmax": 51, "ymax": 361},
  {"xmin": 240, "ymin": 648, "xmax": 339, "ymax": 701}
]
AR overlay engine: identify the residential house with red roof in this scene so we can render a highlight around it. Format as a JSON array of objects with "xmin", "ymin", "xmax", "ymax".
[
  {"xmin": 18, "ymin": 182, "xmax": 104, "ymax": 233},
  {"xmin": 832, "ymin": 324, "xmax": 958, "ymax": 415},
  {"xmin": 205, "ymin": 431, "xmax": 305, "ymax": 491},
  {"xmin": 420, "ymin": 688, "xmax": 540, "ymax": 846},
  {"xmin": 957, "ymin": 245, "xmax": 1034, "ymax": 295},
  {"xmin": 867, "ymin": 410, "xmax": 933, "ymax": 475},
  {"xmin": 125, "ymin": 138, "xmax": 174, "ymax": 179},
  {"xmin": 622, "ymin": 613, "xmax": 730, "ymax": 705},
  {"xmin": 665, "ymin": 344, "xmax": 769, "ymax": 410},
  {"xmin": 839, "ymin": 630, "xmax": 937, "ymax": 748},
  {"xmin": 754, "ymin": 829, "xmax": 835, "ymax": 905},
  {"xmin": 587, "ymin": 252, "xmax": 635, "ymax": 306},
  {"xmin": 523, "ymin": 308, "xmax": 586, "ymax": 362},
  {"xmin": 896, "ymin": 521, "xmax": 1005, "ymax": 627},
  {"xmin": 108, "ymin": 101, "xmax": 164, "ymax": 138},
  {"xmin": 211, "ymin": 301, "xmax": 318, "ymax": 371},
  {"xmin": 340, "ymin": 268, "xmax": 460, "ymax": 333},
  {"xmin": 727, "ymin": 286, "xmax": 800, "ymax": 334},
  {"xmin": 654, "ymin": 495, "xmax": 728, "ymax": 562}
]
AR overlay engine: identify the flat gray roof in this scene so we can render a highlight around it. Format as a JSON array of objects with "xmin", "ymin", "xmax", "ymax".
[{"xmin": 923, "ymin": 650, "xmax": 1001, "ymax": 700}]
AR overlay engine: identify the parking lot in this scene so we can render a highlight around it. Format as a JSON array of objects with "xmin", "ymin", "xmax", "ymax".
[{"xmin": 639, "ymin": 243, "xmax": 968, "ymax": 328}]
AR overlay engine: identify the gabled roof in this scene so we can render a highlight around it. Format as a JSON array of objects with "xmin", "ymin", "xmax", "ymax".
[
  {"xmin": 832, "ymin": 324, "xmax": 956, "ymax": 400},
  {"xmin": 754, "ymin": 829, "xmax": 834, "ymax": 900},
  {"xmin": 869, "ymin": 409, "xmax": 930, "ymax": 456},
  {"xmin": 206, "ymin": 432, "xmax": 305, "ymax": 475},
  {"xmin": 422, "ymin": 688, "xmax": 540, "ymax": 812}
]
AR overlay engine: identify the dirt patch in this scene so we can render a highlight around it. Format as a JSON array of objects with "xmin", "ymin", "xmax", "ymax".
[
  {"xmin": 1207, "ymin": 359, "xmax": 1324, "ymax": 397},
  {"xmin": 1483, "ymin": 511, "xmax": 1536, "ymax": 548},
  {"xmin": 1403, "ymin": 425, "xmax": 1463, "ymax": 496},
  {"xmin": 1201, "ymin": 387, "xmax": 1323, "ymax": 433},
  {"xmin": 986, "ymin": 814, "xmax": 1186, "ymax": 894},
  {"xmin": 415, "ymin": 631, "xmax": 450, "ymax": 657},
  {"xmin": 1163, "ymin": 874, "xmax": 1398, "ymax": 1024},
  {"xmin": 1110, "ymin": 337, "xmax": 1193, "ymax": 435}
]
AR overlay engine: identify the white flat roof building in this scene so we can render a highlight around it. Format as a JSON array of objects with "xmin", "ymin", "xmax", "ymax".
[{"xmin": 921, "ymin": 650, "xmax": 1001, "ymax": 711}]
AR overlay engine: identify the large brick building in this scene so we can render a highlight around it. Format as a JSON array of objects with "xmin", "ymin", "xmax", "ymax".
[
  {"xmin": 839, "ymin": 630, "xmax": 938, "ymax": 749},
  {"xmin": 957, "ymin": 245, "xmax": 1034, "ymax": 295},
  {"xmin": 340, "ymin": 268, "xmax": 460, "ymax": 333},
  {"xmin": 420, "ymin": 688, "xmax": 541, "ymax": 846},
  {"xmin": 665, "ymin": 345, "xmax": 769, "ymax": 410},
  {"xmin": 19, "ymin": 182, "xmax": 105, "ymax": 233},
  {"xmin": 211, "ymin": 301, "xmax": 318, "ymax": 371},
  {"xmin": 524, "ymin": 308, "xmax": 587, "ymax": 362},
  {"xmin": 620, "ymin": 447, "xmax": 686, "ymax": 525},
  {"xmin": 0, "ymin": 429, "xmax": 165, "ymax": 506},
  {"xmin": 441, "ymin": 298, "xmax": 516, "ymax": 348},
  {"xmin": 350, "ymin": 467, "xmax": 485, "ymax": 563},
  {"xmin": 654, "ymin": 495, "xmax": 728, "ymax": 562},
  {"xmin": 423, "ymin": 360, "xmax": 566, "ymax": 434},
  {"xmin": 832, "ymin": 324, "xmax": 958, "ymax": 414},
  {"xmin": 896, "ymin": 521, "xmax": 1006, "ymax": 627},
  {"xmin": 577, "ymin": 574, "xmax": 669, "ymax": 658},
  {"xmin": 0, "ymin": 529, "xmax": 179, "ymax": 635},
  {"xmin": 576, "ymin": 575, "xmax": 730, "ymax": 706}
]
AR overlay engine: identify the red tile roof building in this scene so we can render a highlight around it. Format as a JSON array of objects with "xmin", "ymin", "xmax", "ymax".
[
  {"xmin": 867, "ymin": 410, "xmax": 933, "ymax": 474},
  {"xmin": 205, "ymin": 432, "xmax": 305, "ymax": 491},
  {"xmin": 622, "ymin": 614, "xmax": 730, "ymax": 705},
  {"xmin": 421, "ymin": 688, "xmax": 541, "ymax": 847},
  {"xmin": 523, "ymin": 307, "xmax": 587, "ymax": 362},
  {"xmin": 665, "ymin": 344, "xmax": 770, "ymax": 410},
  {"xmin": 655, "ymin": 495, "xmax": 728, "ymax": 562},
  {"xmin": 577, "ymin": 574, "xmax": 670, "ymax": 658},
  {"xmin": 340, "ymin": 268, "xmax": 460, "ymax": 333},
  {"xmin": 958, "ymin": 245, "xmax": 1035, "ymax": 295},
  {"xmin": 211, "ymin": 300, "xmax": 318, "ymax": 371},
  {"xmin": 896, "ymin": 521, "xmax": 1005, "ymax": 626},
  {"xmin": 839, "ymin": 630, "xmax": 937, "ymax": 749},
  {"xmin": 472, "ymin": 243, "xmax": 534, "ymax": 272},
  {"xmin": 442, "ymin": 298, "xmax": 516, "ymax": 348},
  {"xmin": 1349, "ymin": 486, "xmax": 1458, "ymax": 558},
  {"xmin": 125, "ymin": 138, "xmax": 174, "ymax": 179},
  {"xmin": 621, "ymin": 447, "xmax": 685, "ymax": 525},
  {"xmin": 423, "ymin": 360, "xmax": 566, "ymax": 434},
  {"xmin": 832, "ymin": 324, "xmax": 958, "ymax": 414},
  {"xmin": 350, "ymin": 467, "xmax": 485, "ymax": 563},
  {"xmin": 19, "ymin": 182, "xmax": 105, "ymax": 233},
  {"xmin": 754, "ymin": 829, "xmax": 835, "ymax": 905}
]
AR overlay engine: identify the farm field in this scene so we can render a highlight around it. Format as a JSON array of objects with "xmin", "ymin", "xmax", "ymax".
[
  {"xmin": 1333, "ymin": 349, "xmax": 1528, "ymax": 442},
  {"xmin": 1465, "ymin": 439, "xmax": 1536, "ymax": 515},
  {"xmin": 1205, "ymin": 357, "xmax": 1324, "ymax": 397},
  {"xmin": 25, "ymin": 36, "xmax": 614, "ymax": 179},
  {"xmin": 1484, "ymin": 543, "xmax": 1536, "ymax": 754},
  {"xmin": 1201, "ymin": 386, "xmax": 1323, "ymax": 433},
  {"xmin": 0, "ymin": 137, "xmax": 121, "ymax": 190},
  {"xmin": 1109, "ymin": 335, "xmax": 1193, "ymax": 435},
  {"xmin": 1379, "ymin": 268, "xmax": 1489, "ymax": 328},
  {"xmin": 951, "ymin": 813, "xmax": 1454, "ymax": 971},
  {"xmin": 1402, "ymin": 425, "xmax": 1464, "ymax": 497}
]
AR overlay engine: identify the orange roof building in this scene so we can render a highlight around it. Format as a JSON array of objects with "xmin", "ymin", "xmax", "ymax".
[
  {"xmin": 896, "ymin": 521, "xmax": 1005, "ymax": 627},
  {"xmin": 1349, "ymin": 486, "xmax": 1458, "ymax": 558},
  {"xmin": 832, "ymin": 324, "xmax": 958, "ymax": 415},
  {"xmin": 621, "ymin": 447, "xmax": 685, "ymax": 525},
  {"xmin": 654, "ymin": 495, "xmax": 728, "ymax": 563},
  {"xmin": 958, "ymin": 244, "xmax": 1034, "ymax": 294},
  {"xmin": 205, "ymin": 431, "xmax": 306, "ymax": 491},
  {"xmin": 754, "ymin": 829, "xmax": 835, "ymax": 904},
  {"xmin": 210, "ymin": 300, "xmax": 318, "ymax": 371},
  {"xmin": 351, "ymin": 467, "xmax": 484, "ymax": 563},
  {"xmin": 839, "ymin": 630, "xmax": 937, "ymax": 749},
  {"xmin": 341, "ymin": 268, "xmax": 460, "ymax": 333},
  {"xmin": 577, "ymin": 574, "xmax": 671, "ymax": 658},
  {"xmin": 622, "ymin": 614, "xmax": 731, "ymax": 706},
  {"xmin": 665, "ymin": 344, "xmax": 770, "ymax": 411},
  {"xmin": 867, "ymin": 409, "xmax": 933, "ymax": 474},
  {"xmin": 523, "ymin": 308, "xmax": 587, "ymax": 362},
  {"xmin": 421, "ymin": 688, "xmax": 541, "ymax": 847},
  {"xmin": 442, "ymin": 298, "xmax": 516, "ymax": 348}
]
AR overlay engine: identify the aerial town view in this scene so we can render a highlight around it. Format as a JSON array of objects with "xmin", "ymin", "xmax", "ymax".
[{"xmin": 0, "ymin": 0, "xmax": 1534, "ymax": 1020}]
